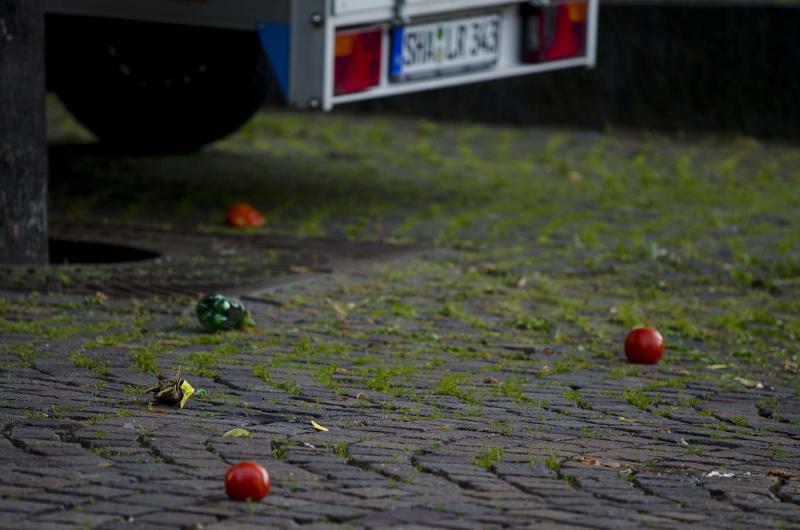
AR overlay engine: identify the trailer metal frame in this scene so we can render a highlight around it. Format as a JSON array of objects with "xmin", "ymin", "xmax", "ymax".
[{"xmin": 45, "ymin": 0, "xmax": 599, "ymax": 110}]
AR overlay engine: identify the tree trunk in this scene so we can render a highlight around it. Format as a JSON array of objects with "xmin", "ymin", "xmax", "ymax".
[{"xmin": 0, "ymin": 0, "xmax": 48, "ymax": 265}]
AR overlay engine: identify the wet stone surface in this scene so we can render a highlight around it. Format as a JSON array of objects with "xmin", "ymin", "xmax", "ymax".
[{"xmin": 0, "ymin": 103, "xmax": 799, "ymax": 528}]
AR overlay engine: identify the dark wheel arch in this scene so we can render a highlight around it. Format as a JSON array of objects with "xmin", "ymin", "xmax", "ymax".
[{"xmin": 46, "ymin": 15, "xmax": 278, "ymax": 153}]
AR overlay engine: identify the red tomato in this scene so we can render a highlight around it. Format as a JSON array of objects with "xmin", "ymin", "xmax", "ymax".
[
  {"xmin": 226, "ymin": 203, "xmax": 265, "ymax": 228},
  {"xmin": 225, "ymin": 462, "xmax": 271, "ymax": 501},
  {"xmin": 624, "ymin": 327, "xmax": 664, "ymax": 364}
]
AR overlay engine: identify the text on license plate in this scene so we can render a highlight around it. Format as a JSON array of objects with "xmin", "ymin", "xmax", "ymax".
[{"xmin": 390, "ymin": 13, "xmax": 501, "ymax": 81}]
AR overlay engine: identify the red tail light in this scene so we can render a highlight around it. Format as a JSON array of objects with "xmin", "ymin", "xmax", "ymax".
[
  {"xmin": 334, "ymin": 27, "xmax": 383, "ymax": 95},
  {"xmin": 521, "ymin": 2, "xmax": 587, "ymax": 63}
]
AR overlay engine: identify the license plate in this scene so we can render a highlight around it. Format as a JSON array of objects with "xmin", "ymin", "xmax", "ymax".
[{"xmin": 390, "ymin": 13, "xmax": 501, "ymax": 82}]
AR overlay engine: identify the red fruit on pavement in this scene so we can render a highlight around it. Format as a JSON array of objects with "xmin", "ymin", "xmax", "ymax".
[
  {"xmin": 226, "ymin": 203, "xmax": 265, "ymax": 228},
  {"xmin": 624, "ymin": 327, "xmax": 664, "ymax": 364},
  {"xmin": 225, "ymin": 462, "xmax": 271, "ymax": 501}
]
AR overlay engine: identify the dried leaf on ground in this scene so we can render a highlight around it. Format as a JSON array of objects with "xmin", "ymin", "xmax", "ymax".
[
  {"xmin": 573, "ymin": 455, "xmax": 622, "ymax": 469},
  {"xmin": 781, "ymin": 358, "xmax": 799, "ymax": 374},
  {"xmin": 734, "ymin": 376, "xmax": 763, "ymax": 389},
  {"xmin": 223, "ymin": 428, "xmax": 252, "ymax": 438},
  {"xmin": 326, "ymin": 298, "xmax": 349, "ymax": 319},
  {"xmin": 767, "ymin": 469, "xmax": 793, "ymax": 480}
]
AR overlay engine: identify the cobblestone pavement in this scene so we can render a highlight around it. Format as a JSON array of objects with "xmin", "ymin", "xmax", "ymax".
[{"xmin": 0, "ymin": 103, "xmax": 799, "ymax": 529}]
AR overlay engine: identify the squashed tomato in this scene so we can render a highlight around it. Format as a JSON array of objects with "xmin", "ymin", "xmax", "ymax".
[
  {"xmin": 226, "ymin": 203, "xmax": 265, "ymax": 228},
  {"xmin": 624, "ymin": 327, "xmax": 664, "ymax": 364},
  {"xmin": 225, "ymin": 462, "xmax": 271, "ymax": 501}
]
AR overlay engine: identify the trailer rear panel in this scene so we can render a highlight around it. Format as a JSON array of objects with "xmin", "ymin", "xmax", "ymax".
[{"xmin": 47, "ymin": 0, "xmax": 598, "ymax": 111}]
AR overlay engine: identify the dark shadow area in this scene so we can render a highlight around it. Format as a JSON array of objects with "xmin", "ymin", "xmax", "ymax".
[
  {"xmin": 45, "ymin": 139, "xmax": 436, "ymax": 233},
  {"xmin": 49, "ymin": 239, "xmax": 160, "ymax": 265},
  {"xmin": 27, "ymin": 135, "xmax": 417, "ymax": 295},
  {"xmin": 353, "ymin": 3, "xmax": 800, "ymax": 139}
]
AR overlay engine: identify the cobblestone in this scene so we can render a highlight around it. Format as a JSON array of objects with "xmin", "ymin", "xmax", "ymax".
[{"xmin": 2, "ymin": 107, "xmax": 800, "ymax": 528}]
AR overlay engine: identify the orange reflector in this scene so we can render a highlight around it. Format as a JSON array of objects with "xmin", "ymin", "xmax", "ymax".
[
  {"xmin": 335, "ymin": 34, "xmax": 356, "ymax": 57},
  {"xmin": 567, "ymin": 2, "xmax": 588, "ymax": 23}
]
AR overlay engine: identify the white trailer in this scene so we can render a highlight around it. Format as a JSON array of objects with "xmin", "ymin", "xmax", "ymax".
[{"xmin": 45, "ymin": 0, "xmax": 598, "ymax": 151}]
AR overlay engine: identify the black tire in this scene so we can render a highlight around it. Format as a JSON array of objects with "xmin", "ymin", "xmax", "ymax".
[{"xmin": 46, "ymin": 15, "xmax": 275, "ymax": 153}]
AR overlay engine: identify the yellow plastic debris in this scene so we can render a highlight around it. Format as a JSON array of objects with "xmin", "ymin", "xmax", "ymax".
[
  {"xmin": 311, "ymin": 420, "xmax": 329, "ymax": 432},
  {"xmin": 179, "ymin": 380, "xmax": 195, "ymax": 409}
]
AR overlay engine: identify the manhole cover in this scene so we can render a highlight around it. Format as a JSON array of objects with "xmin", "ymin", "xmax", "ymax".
[{"xmin": 0, "ymin": 222, "xmax": 413, "ymax": 298}]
